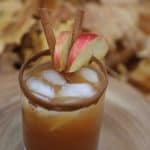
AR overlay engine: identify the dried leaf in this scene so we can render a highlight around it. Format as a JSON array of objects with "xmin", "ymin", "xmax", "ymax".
[
  {"xmin": 138, "ymin": 37, "xmax": 150, "ymax": 59},
  {"xmin": 0, "ymin": 0, "xmax": 38, "ymax": 54},
  {"xmin": 0, "ymin": 46, "xmax": 20, "ymax": 73},
  {"xmin": 128, "ymin": 59, "xmax": 150, "ymax": 93},
  {"xmin": 83, "ymin": 3, "xmax": 139, "ymax": 49},
  {"xmin": 54, "ymin": 20, "xmax": 74, "ymax": 37},
  {"xmin": 101, "ymin": 0, "xmax": 140, "ymax": 5}
]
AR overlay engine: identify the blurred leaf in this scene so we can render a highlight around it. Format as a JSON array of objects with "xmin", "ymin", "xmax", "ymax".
[
  {"xmin": 83, "ymin": 3, "xmax": 139, "ymax": 49},
  {"xmin": 54, "ymin": 20, "xmax": 73, "ymax": 37}
]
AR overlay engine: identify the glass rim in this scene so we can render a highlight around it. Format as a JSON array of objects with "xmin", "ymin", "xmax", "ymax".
[{"xmin": 19, "ymin": 49, "xmax": 108, "ymax": 111}]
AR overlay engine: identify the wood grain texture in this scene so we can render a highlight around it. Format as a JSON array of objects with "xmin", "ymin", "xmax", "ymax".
[
  {"xmin": 0, "ymin": 75, "xmax": 150, "ymax": 150},
  {"xmin": 0, "ymin": 71, "xmax": 18, "ymax": 105}
]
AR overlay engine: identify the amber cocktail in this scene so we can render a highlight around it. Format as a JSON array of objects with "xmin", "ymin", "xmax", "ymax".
[{"xmin": 19, "ymin": 50, "xmax": 107, "ymax": 150}]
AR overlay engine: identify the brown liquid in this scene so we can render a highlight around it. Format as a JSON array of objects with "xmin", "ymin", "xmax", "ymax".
[{"xmin": 22, "ymin": 63, "xmax": 105, "ymax": 150}]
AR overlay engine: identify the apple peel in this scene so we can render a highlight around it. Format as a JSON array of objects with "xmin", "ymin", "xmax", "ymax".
[
  {"xmin": 67, "ymin": 33, "xmax": 108, "ymax": 72},
  {"xmin": 53, "ymin": 31, "xmax": 72, "ymax": 71}
]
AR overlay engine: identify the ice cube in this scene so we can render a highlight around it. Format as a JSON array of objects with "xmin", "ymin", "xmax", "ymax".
[
  {"xmin": 26, "ymin": 77, "xmax": 55, "ymax": 99},
  {"xmin": 58, "ymin": 83, "xmax": 96, "ymax": 98},
  {"xmin": 33, "ymin": 93, "xmax": 49, "ymax": 102},
  {"xmin": 43, "ymin": 70, "xmax": 66, "ymax": 85},
  {"xmin": 50, "ymin": 110, "xmax": 80, "ymax": 131},
  {"xmin": 80, "ymin": 67, "xmax": 99, "ymax": 83},
  {"xmin": 36, "ymin": 106, "xmax": 60, "ymax": 116}
]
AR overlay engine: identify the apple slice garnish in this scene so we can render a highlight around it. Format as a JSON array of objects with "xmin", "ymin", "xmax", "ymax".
[
  {"xmin": 40, "ymin": 9, "xmax": 108, "ymax": 73},
  {"xmin": 53, "ymin": 31, "xmax": 72, "ymax": 71},
  {"xmin": 67, "ymin": 33, "xmax": 108, "ymax": 72}
]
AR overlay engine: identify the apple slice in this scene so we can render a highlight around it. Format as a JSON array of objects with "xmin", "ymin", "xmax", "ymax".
[
  {"xmin": 53, "ymin": 31, "xmax": 72, "ymax": 71},
  {"xmin": 67, "ymin": 33, "xmax": 108, "ymax": 72}
]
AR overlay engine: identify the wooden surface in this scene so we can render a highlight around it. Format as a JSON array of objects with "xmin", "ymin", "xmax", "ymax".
[
  {"xmin": 0, "ymin": 73, "xmax": 150, "ymax": 150},
  {"xmin": 0, "ymin": 72, "xmax": 18, "ymax": 105}
]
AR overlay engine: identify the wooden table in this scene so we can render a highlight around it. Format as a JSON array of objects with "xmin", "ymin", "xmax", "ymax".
[{"xmin": 0, "ymin": 71, "xmax": 18, "ymax": 105}]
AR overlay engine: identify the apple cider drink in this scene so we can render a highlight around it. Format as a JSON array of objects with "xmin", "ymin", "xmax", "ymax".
[
  {"xmin": 21, "ymin": 57, "xmax": 107, "ymax": 150},
  {"xmin": 19, "ymin": 8, "xmax": 108, "ymax": 150}
]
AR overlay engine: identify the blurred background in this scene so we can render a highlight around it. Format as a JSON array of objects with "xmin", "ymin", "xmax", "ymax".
[{"xmin": 0, "ymin": 0, "xmax": 150, "ymax": 99}]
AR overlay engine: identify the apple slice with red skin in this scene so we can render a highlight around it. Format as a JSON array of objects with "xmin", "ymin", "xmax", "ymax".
[
  {"xmin": 67, "ymin": 33, "xmax": 108, "ymax": 72},
  {"xmin": 53, "ymin": 31, "xmax": 72, "ymax": 71}
]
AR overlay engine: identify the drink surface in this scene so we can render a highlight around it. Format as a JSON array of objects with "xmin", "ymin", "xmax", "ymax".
[
  {"xmin": 22, "ymin": 62, "xmax": 105, "ymax": 150},
  {"xmin": 25, "ymin": 62, "xmax": 102, "ymax": 103}
]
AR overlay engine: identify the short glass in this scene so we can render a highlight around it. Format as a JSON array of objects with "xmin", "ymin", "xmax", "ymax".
[{"xmin": 19, "ymin": 50, "xmax": 108, "ymax": 150}]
